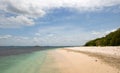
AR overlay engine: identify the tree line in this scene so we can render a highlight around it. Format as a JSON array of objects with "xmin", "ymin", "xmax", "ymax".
[{"xmin": 85, "ymin": 28, "xmax": 120, "ymax": 46}]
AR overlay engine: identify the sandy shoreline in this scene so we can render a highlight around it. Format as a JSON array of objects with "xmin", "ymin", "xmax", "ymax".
[
  {"xmin": 45, "ymin": 49, "xmax": 119, "ymax": 73},
  {"xmin": 63, "ymin": 47, "xmax": 120, "ymax": 70},
  {"xmin": 64, "ymin": 47, "xmax": 120, "ymax": 58}
]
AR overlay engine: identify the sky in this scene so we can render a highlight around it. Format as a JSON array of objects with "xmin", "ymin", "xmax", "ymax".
[{"xmin": 0, "ymin": 0, "xmax": 120, "ymax": 46}]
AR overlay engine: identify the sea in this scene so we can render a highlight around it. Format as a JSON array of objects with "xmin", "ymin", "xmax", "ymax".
[
  {"xmin": 0, "ymin": 46, "xmax": 65, "ymax": 56},
  {"xmin": 0, "ymin": 46, "xmax": 68, "ymax": 73}
]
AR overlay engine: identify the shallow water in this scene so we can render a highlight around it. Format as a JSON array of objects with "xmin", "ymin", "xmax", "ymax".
[{"xmin": 0, "ymin": 50, "xmax": 47, "ymax": 73}]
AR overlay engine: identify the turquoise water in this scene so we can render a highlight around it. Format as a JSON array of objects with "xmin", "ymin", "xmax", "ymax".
[{"xmin": 0, "ymin": 50, "xmax": 47, "ymax": 73}]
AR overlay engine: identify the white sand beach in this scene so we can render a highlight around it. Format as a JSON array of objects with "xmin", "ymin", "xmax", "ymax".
[
  {"xmin": 43, "ymin": 48, "xmax": 119, "ymax": 73},
  {"xmin": 64, "ymin": 47, "xmax": 120, "ymax": 58}
]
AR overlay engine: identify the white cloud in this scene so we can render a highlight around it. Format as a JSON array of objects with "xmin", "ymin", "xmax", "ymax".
[
  {"xmin": 0, "ymin": 0, "xmax": 45, "ymax": 18},
  {"xmin": 0, "ymin": 15, "xmax": 35, "ymax": 28},
  {"xmin": 1, "ymin": 0, "xmax": 120, "ymax": 14},
  {"xmin": 0, "ymin": 35, "xmax": 12, "ymax": 39},
  {"xmin": 91, "ymin": 28, "xmax": 118, "ymax": 38},
  {"xmin": 0, "ymin": 26, "xmax": 118, "ymax": 46},
  {"xmin": 33, "ymin": 25, "xmax": 97, "ymax": 46},
  {"xmin": 105, "ymin": 29, "xmax": 117, "ymax": 34},
  {"xmin": 0, "ymin": 35, "xmax": 34, "ymax": 46},
  {"xmin": 92, "ymin": 31, "xmax": 101, "ymax": 35},
  {"xmin": 0, "ymin": 0, "xmax": 120, "ymax": 28},
  {"xmin": 0, "ymin": 25, "xmax": 93, "ymax": 46}
]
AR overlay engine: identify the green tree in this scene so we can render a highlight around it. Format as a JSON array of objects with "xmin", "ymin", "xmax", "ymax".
[{"xmin": 84, "ymin": 28, "xmax": 120, "ymax": 46}]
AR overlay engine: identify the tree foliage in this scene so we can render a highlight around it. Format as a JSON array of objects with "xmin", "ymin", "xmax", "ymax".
[{"xmin": 85, "ymin": 28, "xmax": 120, "ymax": 46}]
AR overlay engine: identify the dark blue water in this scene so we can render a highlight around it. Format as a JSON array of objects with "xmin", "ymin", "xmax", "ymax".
[{"xmin": 0, "ymin": 46, "xmax": 65, "ymax": 56}]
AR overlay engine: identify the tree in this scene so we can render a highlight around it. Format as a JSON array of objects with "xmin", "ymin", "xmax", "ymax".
[{"xmin": 84, "ymin": 28, "xmax": 120, "ymax": 46}]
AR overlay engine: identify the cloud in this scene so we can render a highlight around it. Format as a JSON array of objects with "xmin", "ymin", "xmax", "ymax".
[
  {"xmin": 1, "ymin": 0, "xmax": 120, "ymax": 14},
  {"xmin": 0, "ymin": 0, "xmax": 45, "ymax": 18},
  {"xmin": 0, "ymin": 15, "xmax": 35, "ymax": 28},
  {"xmin": 0, "ymin": 28, "xmax": 118, "ymax": 46},
  {"xmin": 105, "ymin": 29, "xmax": 117, "ymax": 34},
  {"xmin": 33, "ymin": 25, "xmax": 97, "ymax": 46},
  {"xmin": 0, "ymin": 25, "xmax": 91, "ymax": 46},
  {"xmin": 0, "ymin": 35, "xmax": 12, "ymax": 39},
  {"xmin": 91, "ymin": 28, "xmax": 118, "ymax": 37},
  {"xmin": 0, "ymin": 0, "xmax": 120, "ymax": 28},
  {"xmin": 92, "ymin": 31, "xmax": 101, "ymax": 35},
  {"xmin": 0, "ymin": 35, "xmax": 34, "ymax": 46}
]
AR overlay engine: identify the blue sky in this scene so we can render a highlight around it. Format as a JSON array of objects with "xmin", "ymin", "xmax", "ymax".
[{"xmin": 0, "ymin": 0, "xmax": 120, "ymax": 46}]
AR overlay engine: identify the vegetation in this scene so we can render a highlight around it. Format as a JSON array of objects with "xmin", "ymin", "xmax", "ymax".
[{"xmin": 85, "ymin": 28, "xmax": 120, "ymax": 46}]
